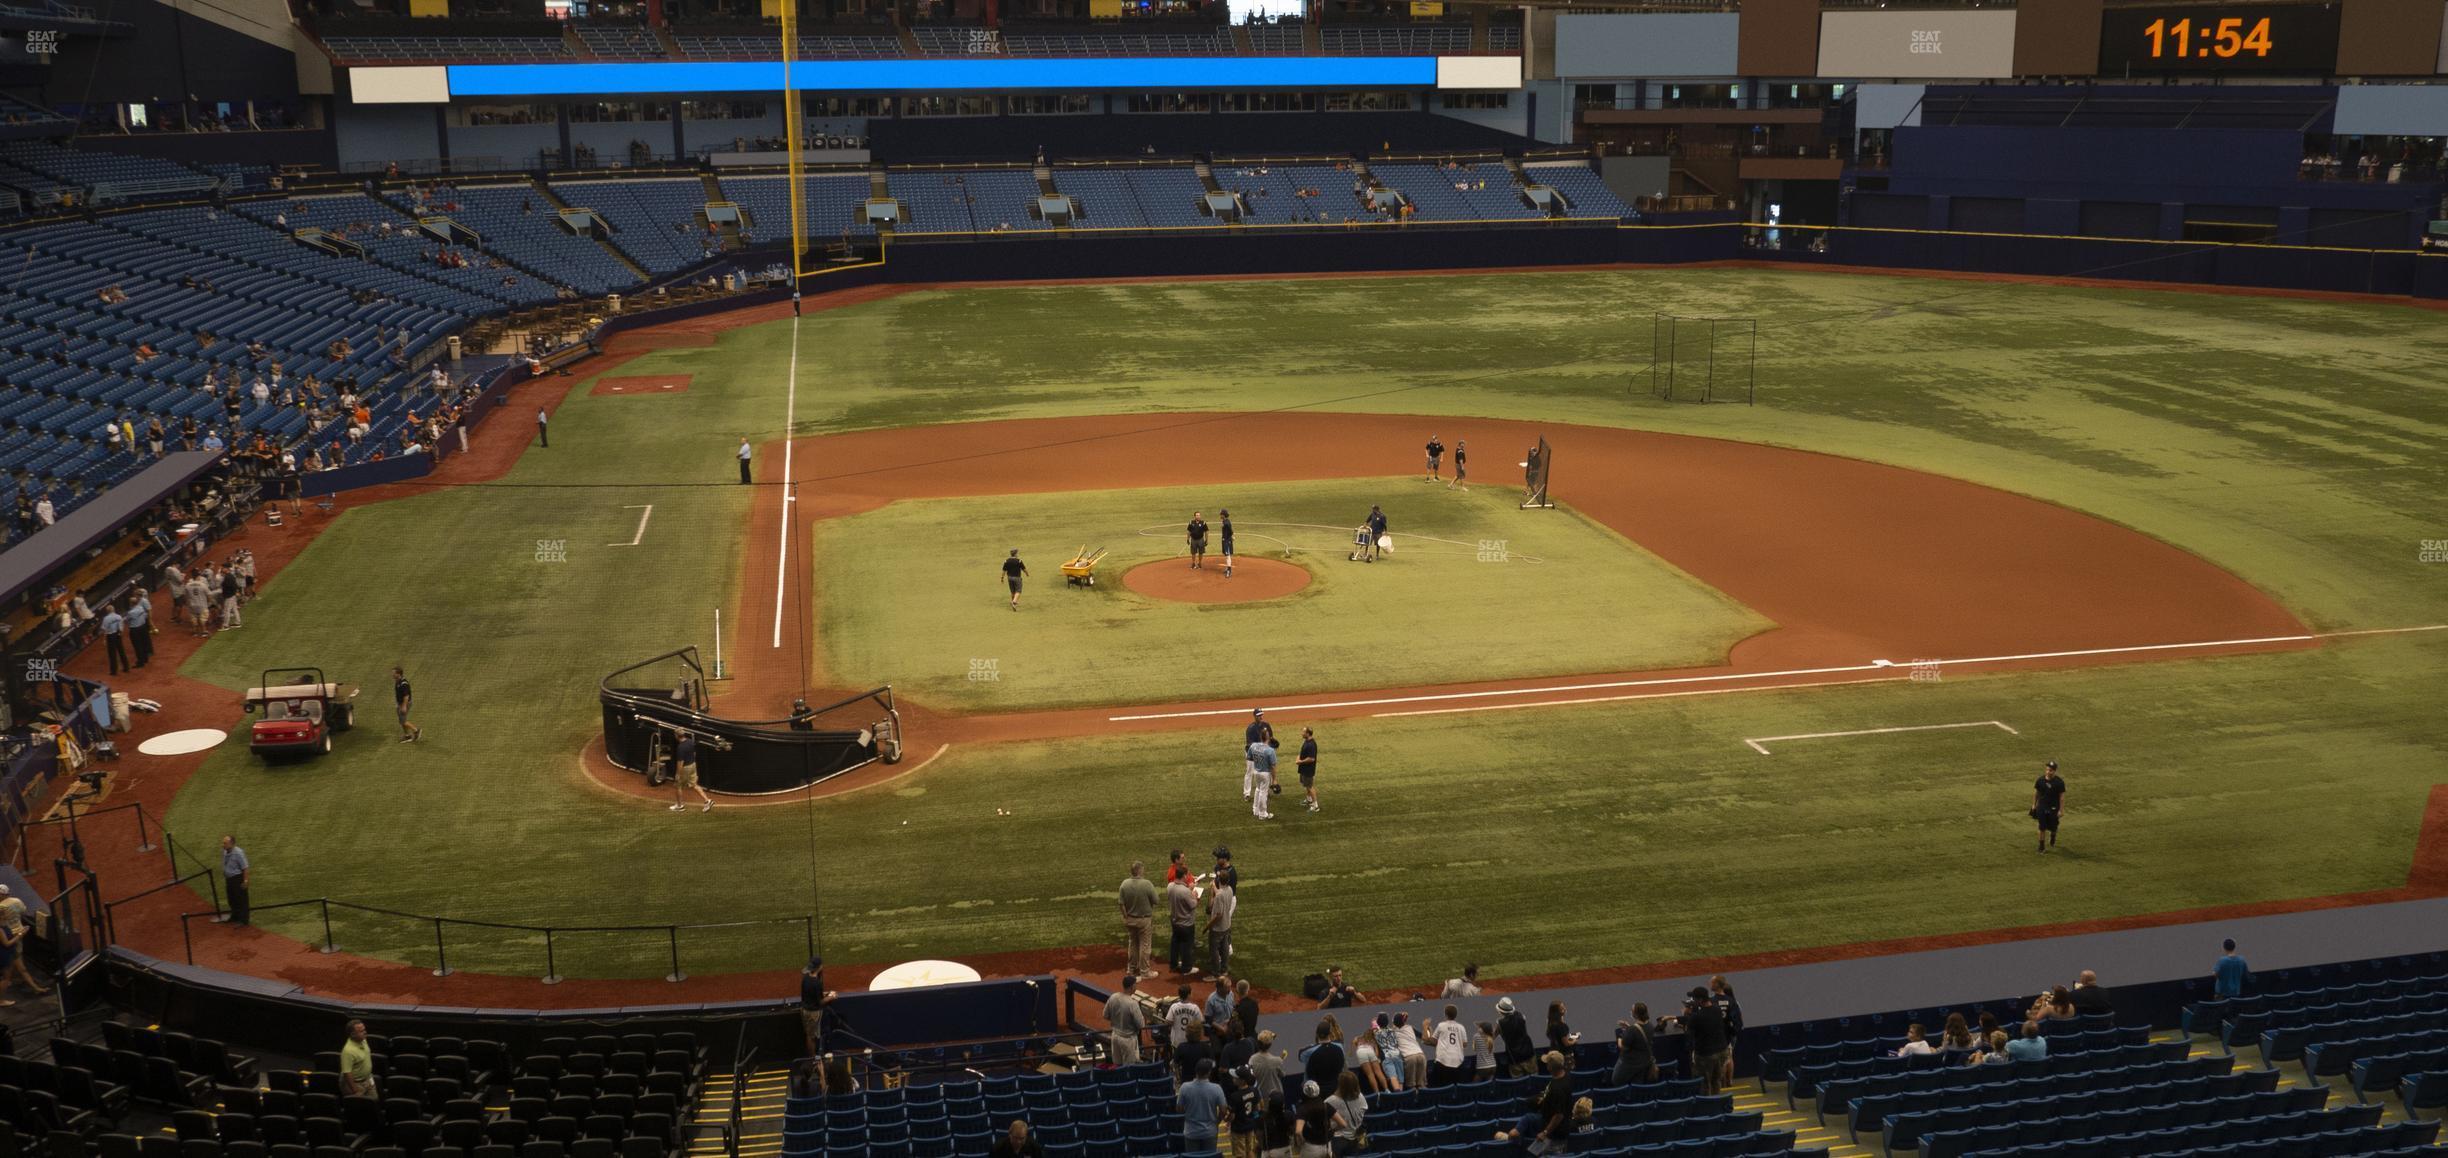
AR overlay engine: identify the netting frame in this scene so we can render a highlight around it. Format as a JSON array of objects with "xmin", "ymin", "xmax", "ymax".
[{"xmin": 1645, "ymin": 313, "xmax": 1758, "ymax": 405}]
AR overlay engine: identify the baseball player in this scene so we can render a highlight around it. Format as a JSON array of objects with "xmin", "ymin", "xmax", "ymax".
[
  {"xmin": 1187, "ymin": 512, "xmax": 1209, "ymax": 570},
  {"xmin": 1450, "ymin": 440, "xmax": 1468, "ymax": 491},
  {"xmin": 1248, "ymin": 738, "xmax": 1278, "ymax": 821},
  {"xmin": 1241, "ymin": 709, "xmax": 1274, "ymax": 801},
  {"xmin": 1425, "ymin": 435, "xmax": 1445, "ymax": 481}
]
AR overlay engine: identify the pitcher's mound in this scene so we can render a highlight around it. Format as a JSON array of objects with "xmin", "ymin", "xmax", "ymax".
[{"xmin": 1122, "ymin": 557, "xmax": 1312, "ymax": 604}]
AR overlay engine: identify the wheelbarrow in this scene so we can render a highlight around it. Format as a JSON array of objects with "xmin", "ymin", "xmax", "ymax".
[{"xmin": 1061, "ymin": 545, "xmax": 1108, "ymax": 587}]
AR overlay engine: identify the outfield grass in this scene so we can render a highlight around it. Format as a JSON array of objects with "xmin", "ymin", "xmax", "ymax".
[
  {"xmin": 159, "ymin": 268, "xmax": 2448, "ymax": 984},
  {"xmin": 816, "ymin": 478, "xmax": 1767, "ymax": 710}
]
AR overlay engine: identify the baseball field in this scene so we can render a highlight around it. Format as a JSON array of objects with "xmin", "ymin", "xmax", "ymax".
[{"xmin": 155, "ymin": 266, "xmax": 2448, "ymax": 991}]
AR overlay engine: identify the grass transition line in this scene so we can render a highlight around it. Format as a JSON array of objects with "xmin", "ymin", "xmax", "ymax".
[
  {"xmin": 1112, "ymin": 623, "xmax": 2448, "ymax": 722},
  {"xmin": 1744, "ymin": 719, "xmax": 2019, "ymax": 755}
]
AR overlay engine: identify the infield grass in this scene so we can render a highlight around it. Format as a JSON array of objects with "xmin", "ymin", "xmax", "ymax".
[
  {"xmin": 158, "ymin": 266, "xmax": 2448, "ymax": 985},
  {"xmin": 816, "ymin": 478, "xmax": 1768, "ymax": 710}
]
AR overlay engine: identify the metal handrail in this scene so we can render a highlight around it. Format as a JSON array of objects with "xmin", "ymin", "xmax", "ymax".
[{"xmin": 171, "ymin": 895, "xmax": 814, "ymax": 983}]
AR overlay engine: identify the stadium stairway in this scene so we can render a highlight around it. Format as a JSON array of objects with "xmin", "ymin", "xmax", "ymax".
[
  {"xmin": 528, "ymin": 179, "xmax": 653, "ymax": 283},
  {"xmin": 690, "ymin": 1064, "xmax": 790, "ymax": 1158}
]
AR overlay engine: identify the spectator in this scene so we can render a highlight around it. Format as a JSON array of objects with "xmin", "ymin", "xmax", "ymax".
[
  {"xmin": 2033, "ymin": 986, "xmax": 2078, "ymax": 1021},
  {"xmin": 1218, "ymin": 1018, "xmax": 1255, "ymax": 1074},
  {"xmin": 1118, "ymin": 861, "xmax": 1158, "ymax": 979},
  {"xmin": 1392, "ymin": 1012, "xmax": 1427, "ymax": 1090},
  {"xmin": 1294, "ymin": 1081, "xmax": 1335, "ymax": 1158},
  {"xmin": 1175, "ymin": 1023, "xmax": 1213, "ymax": 1087},
  {"xmin": 1324, "ymin": 1071, "xmax": 1368, "ymax": 1153},
  {"xmin": 1355, "ymin": 1021, "xmax": 1392, "ymax": 1093},
  {"xmin": 1677, "ymin": 987, "xmax": 1731, "ymax": 1095},
  {"xmin": 1104, "ymin": 974, "xmax": 1147, "ymax": 1064},
  {"xmin": 33, "ymin": 496, "xmax": 53, "ymax": 526},
  {"xmin": 1202, "ymin": 976, "xmax": 1235, "ymax": 1029},
  {"xmin": 2005, "ymin": 1020, "xmax": 2048, "ymax": 1061},
  {"xmin": 1495, "ymin": 1051, "xmax": 1575, "ymax": 1150},
  {"xmin": 1611, "ymin": 1003, "xmax": 1658, "ymax": 1085},
  {"xmin": 1168, "ymin": 984, "xmax": 1203, "ymax": 1053},
  {"xmin": 1972, "ymin": 1030, "xmax": 2012, "ymax": 1066},
  {"xmin": 1234, "ymin": 979, "xmax": 1261, "ymax": 1045},
  {"xmin": 1938, "ymin": 1012, "xmax": 1979, "ymax": 1061},
  {"xmin": 1300, "ymin": 1020, "xmax": 1345, "ymax": 1093},
  {"xmin": 1441, "ymin": 964, "xmax": 1482, "ymax": 998},
  {"xmin": 1258, "ymin": 1091, "xmax": 1297, "ymax": 1157},
  {"xmin": 2068, "ymin": 970, "xmax": 2113, "ymax": 1017},
  {"xmin": 1473, "ymin": 1021, "xmax": 1500, "ymax": 1083},
  {"xmin": 1430, "ymin": 1004, "xmax": 1471, "ymax": 1087},
  {"xmin": 1225, "ymin": 1066, "xmax": 1263, "ymax": 1158},
  {"xmin": 1545, "ymin": 1001, "xmax": 1576, "ymax": 1057},
  {"xmin": 1316, "ymin": 966, "xmax": 1357, "ymax": 1009},
  {"xmin": 1167, "ymin": 848, "xmax": 1193, "ymax": 887},
  {"xmin": 1896, "ymin": 1023, "xmax": 1935, "ymax": 1057},
  {"xmin": 339, "ymin": 1020, "xmax": 377, "ymax": 1098},
  {"xmin": 986, "ymin": 1120, "xmax": 1043, "ymax": 1158},
  {"xmin": 1178, "ymin": 1059, "xmax": 1228, "ymax": 1153},
  {"xmin": 1250, "ymin": 1029, "xmax": 1284, "ymax": 1104},
  {"xmin": 820, "ymin": 1056, "xmax": 857, "ymax": 1097},
  {"xmin": 1496, "ymin": 997, "xmax": 1536, "ymax": 1076},
  {"xmin": 2214, "ymin": 939, "xmax": 2251, "ymax": 999}
]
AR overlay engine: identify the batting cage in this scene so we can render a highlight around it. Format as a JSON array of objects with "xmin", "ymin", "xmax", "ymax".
[
  {"xmin": 600, "ymin": 648, "xmax": 902, "ymax": 795},
  {"xmin": 1646, "ymin": 313, "xmax": 1758, "ymax": 405}
]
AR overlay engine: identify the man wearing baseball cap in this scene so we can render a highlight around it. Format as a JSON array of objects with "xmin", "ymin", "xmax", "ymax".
[
  {"xmin": 2032, "ymin": 760, "xmax": 2067, "ymax": 853},
  {"xmin": 1241, "ymin": 709, "xmax": 1273, "ymax": 803}
]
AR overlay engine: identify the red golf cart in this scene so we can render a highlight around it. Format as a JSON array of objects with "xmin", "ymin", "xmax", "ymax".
[{"xmin": 243, "ymin": 668, "xmax": 360, "ymax": 760}]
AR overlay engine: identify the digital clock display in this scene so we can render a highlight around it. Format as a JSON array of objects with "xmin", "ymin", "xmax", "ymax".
[{"xmin": 2098, "ymin": 4, "xmax": 2340, "ymax": 74}]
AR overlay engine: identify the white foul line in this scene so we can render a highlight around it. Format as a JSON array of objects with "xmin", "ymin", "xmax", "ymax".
[
  {"xmin": 1375, "ymin": 676, "xmax": 1903, "ymax": 719},
  {"xmin": 770, "ymin": 315, "xmax": 800, "ymax": 649},
  {"xmin": 607, "ymin": 504, "xmax": 653, "ymax": 547},
  {"xmin": 1744, "ymin": 719, "xmax": 2018, "ymax": 755},
  {"xmin": 1104, "ymin": 624, "xmax": 2446, "ymax": 723}
]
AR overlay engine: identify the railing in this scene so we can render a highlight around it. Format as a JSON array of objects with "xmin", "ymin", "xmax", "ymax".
[
  {"xmin": 172, "ymin": 898, "xmax": 816, "ymax": 984},
  {"xmin": 19, "ymin": 799, "xmax": 819, "ymax": 985}
]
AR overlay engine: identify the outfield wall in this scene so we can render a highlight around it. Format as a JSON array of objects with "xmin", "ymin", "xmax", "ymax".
[{"xmin": 835, "ymin": 222, "xmax": 2448, "ymax": 303}]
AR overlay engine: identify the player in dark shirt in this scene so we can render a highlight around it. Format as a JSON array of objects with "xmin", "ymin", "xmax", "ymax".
[
  {"xmin": 2032, "ymin": 761, "xmax": 2067, "ymax": 852},
  {"xmin": 1298, "ymin": 728, "xmax": 1321, "ymax": 813},
  {"xmin": 1425, "ymin": 435, "xmax": 1445, "ymax": 481},
  {"xmin": 1001, "ymin": 549, "xmax": 1028, "ymax": 611},
  {"xmin": 1218, "ymin": 509, "xmax": 1235, "ymax": 578},
  {"xmin": 1450, "ymin": 440, "xmax": 1468, "ymax": 491},
  {"xmin": 392, "ymin": 666, "xmax": 420, "ymax": 743},
  {"xmin": 1186, "ymin": 512, "xmax": 1209, "ymax": 570}
]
